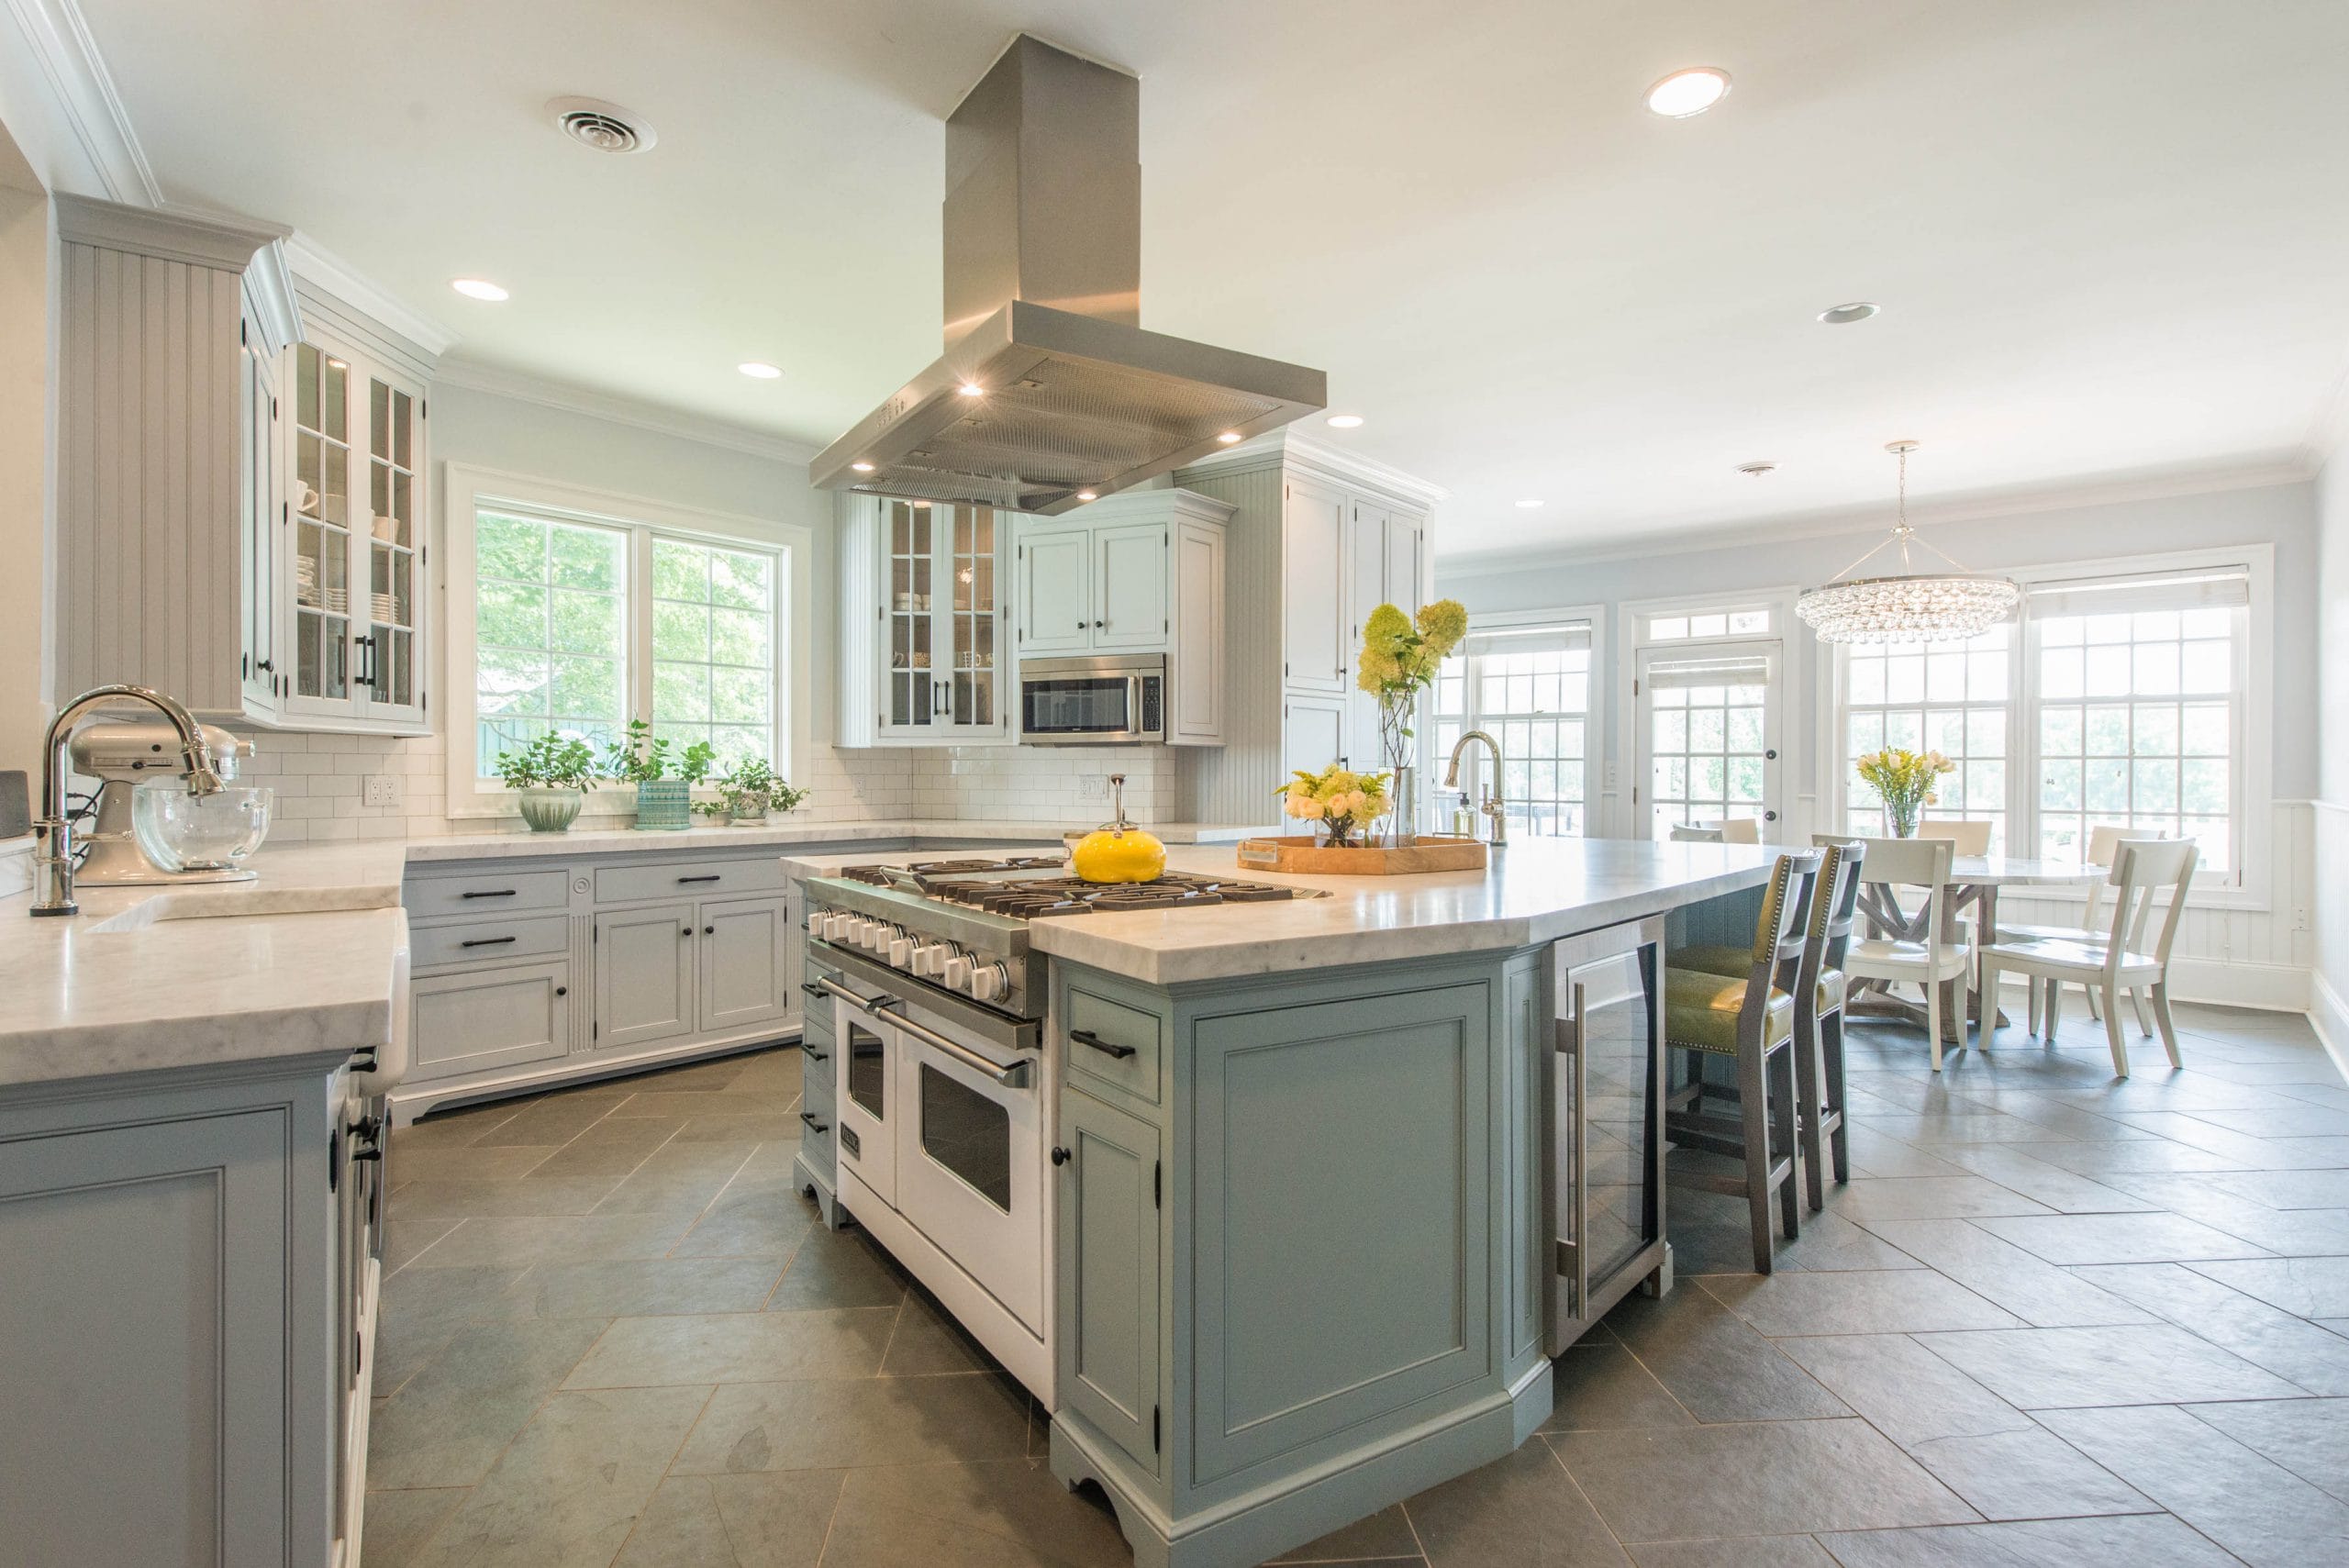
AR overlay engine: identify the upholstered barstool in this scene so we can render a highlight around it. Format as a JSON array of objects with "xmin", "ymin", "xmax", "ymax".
[{"xmin": 1663, "ymin": 850, "xmax": 1821, "ymax": 1272}]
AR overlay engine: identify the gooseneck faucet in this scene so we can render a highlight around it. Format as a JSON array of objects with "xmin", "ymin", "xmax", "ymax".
[
  {"xmin": 1442, "ymin": 728, "xmax": 1508, "ymax": 848},
  {"xmin": 31, "ymin": 684, "xmax": 225, "ymax": 917}
]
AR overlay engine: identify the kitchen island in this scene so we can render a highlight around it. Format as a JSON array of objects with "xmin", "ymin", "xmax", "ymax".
[{"xmin": 786, "ymin": 837, "xmax": 1776, "ymax": 1568}]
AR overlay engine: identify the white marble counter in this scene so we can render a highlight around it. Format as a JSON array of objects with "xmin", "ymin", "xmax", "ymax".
[{"xmin": 785, "ymin": 838, "xmax": 1779, "ymax": 984}]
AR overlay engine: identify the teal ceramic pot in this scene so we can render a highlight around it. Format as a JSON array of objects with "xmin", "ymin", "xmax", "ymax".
[
  {"xmin": 634, "ymin": 779, "xmax": 692, "ymax": 830},
  {"xmin": 517, "ymin": 788, "xmax": 583, "ymax": 833}
]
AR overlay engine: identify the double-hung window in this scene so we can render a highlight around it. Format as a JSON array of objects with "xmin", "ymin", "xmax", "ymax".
[
  {"xmin": 1431, "ymin": 617, "xmax": 1596, "ymax": 837},
  {"xmin": 1838, "ymin": 627, "xmax": 2012, "ymax": 849},
  {"xmin": 451, "ymin": 473, "xmax": 791, "ymax": 809}
]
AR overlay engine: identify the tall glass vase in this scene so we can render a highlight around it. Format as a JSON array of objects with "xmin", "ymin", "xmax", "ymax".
[{"xmin": 1378, "ymin": 695, "xmax": 1418, "ymax": 847}]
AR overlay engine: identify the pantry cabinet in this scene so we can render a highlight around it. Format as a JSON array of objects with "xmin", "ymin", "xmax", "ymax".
[{"xmin": 836, "ymin": 495, "xmax": 1014, "ymax": 746}]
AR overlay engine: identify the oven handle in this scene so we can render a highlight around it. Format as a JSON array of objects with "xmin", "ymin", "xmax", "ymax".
[{"xmin": 815, "ymin": 977, "xmax": 1032, "ymax": 1089}]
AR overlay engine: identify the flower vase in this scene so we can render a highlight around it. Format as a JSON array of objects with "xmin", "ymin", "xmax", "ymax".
[
  {"xmin": 1885, "ymin": 803, "xmax": 1920, "ymax": 839},
  {"xmin": 634, "ymin": 779, "xmax": 692, "ymax": 830},
  {"xmin": 516, "ymin": 787, "xmax": 583, "ymax": 834}
]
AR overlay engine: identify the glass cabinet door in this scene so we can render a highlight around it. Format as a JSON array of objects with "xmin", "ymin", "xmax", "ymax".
[
  {"xmin": 885, "ymin": 499, "xmax": 935, "ymax": 728},
  {"xmin": 292, "ymin": 343, "xmax": 351, "ymax": 703},
  {"xmin": 361, "ymin": 375, "xmax": 420, "ymax": 714},
  {"xmin": 949, "ymin": 506, "xmax": 997, "ymax": 728}
]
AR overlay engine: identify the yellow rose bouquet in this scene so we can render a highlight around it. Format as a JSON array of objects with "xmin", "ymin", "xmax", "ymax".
[
  {"xmin": 1854, "ymin": 747, "xmax": 1954, "ymax": 838},
  {"xmin": 1279, "ymin": 765, "xmax": 1392, "ymax": 849},
  {"xmin": 1353, "ymin": 597, "xmax": 1469, "ymax": 840}
]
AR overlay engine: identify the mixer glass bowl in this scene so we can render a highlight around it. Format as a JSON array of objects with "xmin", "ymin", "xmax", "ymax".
[{"xmin": 131, "ymin": 783, "xmax": 275, "ymax": 872}]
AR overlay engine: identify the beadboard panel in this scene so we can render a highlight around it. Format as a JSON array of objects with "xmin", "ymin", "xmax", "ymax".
[
  {"xmin": 2311, "ymin": 799, "xmax": 2349, "ymax": 1071},
  {"xmin": 1178, "ymin": 461, "xmax": 1286, "ymax": 825}
]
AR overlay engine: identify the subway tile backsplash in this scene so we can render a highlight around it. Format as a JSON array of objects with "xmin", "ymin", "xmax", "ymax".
[{"xmin": 228, "ymin": 728, "xmax": 1189, "ymax": 843}]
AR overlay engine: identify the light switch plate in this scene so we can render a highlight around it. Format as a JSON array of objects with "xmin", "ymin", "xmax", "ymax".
[
  {"xmin": 1077, "ymin": 774, "xmax": 1108, "ymax": 801},
  {"xmin": 362, "ymin": 773, "xmax": 405, "ymax": 808}
]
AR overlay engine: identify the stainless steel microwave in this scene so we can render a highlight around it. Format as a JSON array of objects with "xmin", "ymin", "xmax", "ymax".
[{"xmin": 1019, "ymin": 654, "xmax": 1165, "ymax": 745}]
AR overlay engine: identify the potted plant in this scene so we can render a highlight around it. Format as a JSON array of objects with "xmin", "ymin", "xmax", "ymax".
[
  {"xmin": 691, "ymin": 797, "xmax": 734, "ymax": 827},
  {"xmin": 713, "ymin": 757, "xmax": 811, "ymax": 826},
  {"xmin": 1279, "ymin": 764, "xmax": 1392, "ymax": 849},
  {"xmin": 493, "ymin": 731, "xmax": 598, "ymax": 833},
  {"xmin": 600, "ymin": 719, "xmax": 716, "ymax": 831},
  {"xmin": 1354, "ymin": 598, "xmax": 1468, "ymax": 844}
]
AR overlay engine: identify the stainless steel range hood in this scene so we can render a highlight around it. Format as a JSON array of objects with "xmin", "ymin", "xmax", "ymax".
[{"xmin": 813, "ymin": 35, "xmax": 1327, "ymax": 516}]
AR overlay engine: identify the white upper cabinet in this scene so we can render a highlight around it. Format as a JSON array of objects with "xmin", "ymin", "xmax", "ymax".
[
  {"xmin": 1093, "ymin": 521, "xmax": 1170, "ymax": 650},
  {"xmin": 1282, "ymin": 475, "xmax": 1348, "ymax": 694},
  {"xmin": 837, "ymin": 495, "xmax": 1013, "ymax": 746},
  {"xmin": 1018, "ymin": 529, "xmax": 1091, "ymax": 655}
]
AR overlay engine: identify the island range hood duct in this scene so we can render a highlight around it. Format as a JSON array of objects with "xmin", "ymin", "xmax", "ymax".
[{"xmin": 812, "ymin": 35, "xmax": 1327, "ymax": 516}]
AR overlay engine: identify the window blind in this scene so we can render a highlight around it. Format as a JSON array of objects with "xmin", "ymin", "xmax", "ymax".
[
  {"xmin": 2025, "ymin": 566, "xmax": 2250, "ymax": 618},
  {"xmin": 1464, "ymin": 621, "xmax": 1592, "ymax": 659},
  {"xmin": 1644, "ymin": 652, "xmax": 1769, "ymax": 691}
]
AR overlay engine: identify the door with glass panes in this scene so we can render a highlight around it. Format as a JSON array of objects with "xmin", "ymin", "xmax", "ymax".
[
  {"xmin": 878, "ymin": 498, "xmax": 1008, "ymax": 740},
  {"xmin": 1636, "ymin": 641, "xmax": 1783, "ymax": 839},
  {"xmin": 286, "ymin": 341, "xmax": 425, "ymax": 726}
]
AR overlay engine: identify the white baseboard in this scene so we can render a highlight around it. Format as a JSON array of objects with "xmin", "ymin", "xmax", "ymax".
[
  {"xmin": 2310, "ymin": 970, "xmax": 2349, "ymax": 1083},
  {"xmin": 2158, "ymin": 956, "xmax": 2310, "ymax": 1013}
]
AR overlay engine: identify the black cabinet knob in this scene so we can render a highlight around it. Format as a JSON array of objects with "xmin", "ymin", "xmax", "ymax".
[
  {"xmin": 1051, "ymin": 1146, "xmax": 1072, "ymax": 1166},
  {"xmin": 554, "ymin": 985, "xmax": 567, "ymax": 997},
  {"xmin": 704, "ymin": 925, "xmax": 716, "ymax": 935}
]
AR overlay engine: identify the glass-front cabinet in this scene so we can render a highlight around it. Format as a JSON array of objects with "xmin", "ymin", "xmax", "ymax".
[
  {"xmin": 283, "ymin": 337, "xmax": 428, "ymax": 729},
  {"xmin": 846, "ymin": 495, "xmax": 1011, "ymax": 744}
]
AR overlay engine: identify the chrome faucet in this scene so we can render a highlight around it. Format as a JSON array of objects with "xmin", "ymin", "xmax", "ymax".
[
  {"xmin": 31, "ymin": 684, "xmax": 225, "ymax": 917},
  {"xmin": 1442, "ymin": 728, "xmax": 1508, "ymax": 848}
]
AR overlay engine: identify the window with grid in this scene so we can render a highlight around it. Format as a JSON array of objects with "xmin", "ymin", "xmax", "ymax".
[
  {"xmin": 1431, "ymin": 620, "xmax": 1594, "ymax": 838},
  {"xmin": 1644, "ymin": 650, "xmax": 1771, "ymax": 839},
  {"xmin": 1840, "ymin": 627, "xmax": 2012, "ymax": 850},
  {"xmin": 473, "ymin": 510, "xmax": 629, "ymax": 766},
  {"xmin": 2027, "ymin": 568, "xmax": 2244, "ymax": 877},
  {"xmin": 651, "ymin": 537, "xmax": 777, "ymax": 772}
]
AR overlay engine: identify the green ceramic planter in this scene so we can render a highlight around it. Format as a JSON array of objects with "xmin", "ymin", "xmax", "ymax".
[
  {"xmin": 634, "ymin": 778, "xmax": 691, "ymax": 830},
  {"xmin": 517, "ymin": 788, "xmax": 584, "ymax": 833}
]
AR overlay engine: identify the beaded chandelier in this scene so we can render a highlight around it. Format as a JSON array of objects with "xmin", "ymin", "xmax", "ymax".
[{"xmin": 1796, "ymin": 441, "xmax": 2021, "ymax": 644}]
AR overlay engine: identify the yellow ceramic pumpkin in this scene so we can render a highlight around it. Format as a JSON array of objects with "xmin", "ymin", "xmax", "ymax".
[{"xmin": 1072, "ymin": 773, "xmax": 1166, "ymax": 884}]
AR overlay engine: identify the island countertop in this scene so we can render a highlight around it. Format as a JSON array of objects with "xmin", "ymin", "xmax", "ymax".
[{"xmin": 785, "ymin": 837, "xmax": 1778, "ymax": 984}]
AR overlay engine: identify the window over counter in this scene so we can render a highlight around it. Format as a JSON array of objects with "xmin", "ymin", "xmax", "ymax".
[
  {"xmin": 445, "ymin": 467, "xmax": 803, "ymax": 814},
  {"xmin": 1431, "ymin": 616, "xmax": 1596, "ymax": 838}
]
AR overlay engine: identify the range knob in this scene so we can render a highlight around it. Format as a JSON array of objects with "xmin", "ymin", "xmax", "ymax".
[
  {"xmin": 968, "ymin": 961, "xmax": 1010, "ymax": 1003},
  {"xmin": 814, "ymin": 912, "xmax": 848, "ymax": 941},
  {"xmin": 863, "ymin": 921, "xmax": 899, "ymax": 953},
  {"xmin": 911, "ymin": 941, "xmax": 959, "ymax": 977},
  {"xmin": 805, "ymin": 909, "xmax": 825, "ymax": 937},
  {"xmin": 941, "ymin": 954, "xmax": 974, "ymax": 989},
  {"xmin": 886, "ymin": 935, "xmax": 916, "ymax": 967}
]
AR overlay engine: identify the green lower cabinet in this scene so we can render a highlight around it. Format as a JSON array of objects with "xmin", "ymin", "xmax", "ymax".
[{"xmin": 1056, "ymin": 1085, "xmax": 1162, "ymax": 1474}]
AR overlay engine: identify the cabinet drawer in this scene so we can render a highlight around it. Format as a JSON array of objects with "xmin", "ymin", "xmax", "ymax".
[
  {"xmin": 796, "ymin": 1097, "xmax": 836, "ymax": 1179},
  {"xmin": 799, "ymin": 1040, "xmax": 837, "ymax": 1120},
  {"xmin": 408, "ymin": 960, "xmax": 573, "ymax": 1080},
  {"xmin": 409, "ymin": 914, "xmax": 571, "ymax": 970},
  {"xmin": 1064, "ymin": 984, "xmax": 1164, "ymax": 1105},
  {"xmin": 596, "ymin": 856, "xmax": 787, "ymax": 906},
  {"xmin": 404, "ymin": 869, "xmax": 571, "ymax": 918}
]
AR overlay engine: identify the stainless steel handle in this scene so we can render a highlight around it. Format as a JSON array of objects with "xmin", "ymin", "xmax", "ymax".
[
  {"xmin": 1567, "ymin": 980, "xmax": 1588, "ymax": 1321},
  {"xmin": 1127, "ymin": 674, "xmax": 1143, "ymax": 726},
  {"xmin": 815, "ymin": 977, "xmax": 1030, "ymax": 1088}
]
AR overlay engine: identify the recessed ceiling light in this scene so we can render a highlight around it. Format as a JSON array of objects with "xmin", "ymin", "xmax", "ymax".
[
  {"xmin": 1326, "ymin": 414, "xmax": 1364, "ymax": 428},
  {"xmin": 451, "ymin": 278, "xmax": 508, "ymax": 302},
  {"xmin": 1645, "ymin": 67, "xmax": 1731, "ymax": 118},
  {"xmin": 1738, "ymin": 461, "xmax": 1780, "ymax": 476},
  {"xmin": 1514, "ymin": 497, "xmax": 1542, "ymax": 509},
  {"xmin": 738, "ymin": 361, "xmax": 782, "ymax": 379},
  {"xmin": 1216, "ymin": 430, "xmax": 1241, "ymax": 444},
  {"xmin": 1819, "ymin": 301, "xmax": 1880, "ymax": 325},
  {"xmin": 851, "ymin": 462, "xmax": 875, "ymax": 473},
  {"xmin": 1076, "ymin": 491, "xmax": 1098, "ymax": 502},
  {"xmin": 958, "ymin": 384, "xmax": 985, "ymax": 397}
]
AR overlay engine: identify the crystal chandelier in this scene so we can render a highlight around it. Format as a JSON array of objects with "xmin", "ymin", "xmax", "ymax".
[{"xmin": 1796, "ymin": 440, "xmax": 2021, "ymax": 644}]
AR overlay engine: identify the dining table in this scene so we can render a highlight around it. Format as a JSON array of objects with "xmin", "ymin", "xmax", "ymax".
[{"xmin": 1847, "ymin": 854, "xmax": 2109, "ymax": 1041}]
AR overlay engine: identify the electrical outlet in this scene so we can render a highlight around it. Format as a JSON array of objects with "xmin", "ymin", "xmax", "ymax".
[
  {"xmin": 362, "ymin": 773, "xmax": 405, "ymax": 808},
  {"xmin": 1077, "ymin": 774, "xmax": 1108, "ymax": 801}
]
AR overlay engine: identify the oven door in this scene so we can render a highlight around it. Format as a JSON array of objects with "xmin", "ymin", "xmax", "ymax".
[
  {"xmin": 1019, "ymin": 657, "xmax": 1163, "ymax": 744},
  {"xmin": 832, "ymin": 993, "xmax": 899, "ymax": 1207},
  {"xmin": 893, "ymin": 1022, "xmax": 1044, "ymax": 1333}
]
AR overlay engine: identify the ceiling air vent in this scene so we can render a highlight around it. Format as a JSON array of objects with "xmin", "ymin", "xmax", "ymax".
[{"xmin": 547, "ymin": 97, "xmax": 657, "ymax": 154}]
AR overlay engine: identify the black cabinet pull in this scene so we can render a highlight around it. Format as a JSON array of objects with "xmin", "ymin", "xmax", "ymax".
[
  {"xmin": 1051, "ymin": 1146, "xmax": 1072, "ymax": 1165},
  {"xmin": 799, "ymin": 982, "xmax": 829, "ymax": 999},
  {"xmin": 1071, "ymin": 1029, "xmax": 1137, "ymax": 1061},
  {"xmin": 799, "ymin": 1112, "xmax": 830, "ymax": 1133},
  {"xmin": 461, "ymin": 888, "xmax": 518, "ymax": 899},
  {"xmin": 677, "ymin": 874, "xmax": 722, "ymax": 884},
  {"xmin": 801, "ymin": 1044, "xmax": 829, "ymax": 1062},
  {"xmin": 461, "ymin": 935, "xmax": 517, "ymax": 949}
]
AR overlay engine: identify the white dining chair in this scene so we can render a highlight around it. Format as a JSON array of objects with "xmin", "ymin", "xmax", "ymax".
[
  {"xmin": 1711, "ymin": 818, "xmax": 1763, "ymax": 844},
  {"xmin": 1671, "ymin": 824, "xmax": 1725, "ymax": 842},
  {"xmin": 1919, "ymin": 817, "xmax": 1993, "ymax": 856},
  {"xmin": 1995, "ymin": 825, "xmax": 2168, "ymax": 1031},
  {"xmin": 1839, "ymin": 836, "xmax": 1972, "ymax": 1071},
  {"xmin": 1979, "ymin": 839, "xmax": 2199, "ymax": 1077}
]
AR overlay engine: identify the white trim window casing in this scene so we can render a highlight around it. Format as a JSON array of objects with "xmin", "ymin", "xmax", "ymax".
[
  {"xmin": 441, "ymin": 464, "xmax": 810, "ymax": 817},
  {"xmin": 1431, "ymin": 611, "xmax": 1599, "ymax": 839}
]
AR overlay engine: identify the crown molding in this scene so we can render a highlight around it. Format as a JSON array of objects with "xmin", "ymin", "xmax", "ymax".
[
  {"xmin": 283, "ymin": 233, "xmax": 458, "ymax": 358},
  {"xmin": 52, "ymin": 191, "xmax": 287, "ymax": 268},
  {"xmin": 431, "ymin": 358, "xmax": 825, "ymax": 466},
  {"xmin": 4, "ymin": 0, "xmax": 159, "ymax": 204},
  {"xmin": 1437, "ymin": 456, "xmax": 2315, "ymax": 579},
  {"xmin": 1175, "ymin": 426, "xmax": 1448, "ymax": 509}
]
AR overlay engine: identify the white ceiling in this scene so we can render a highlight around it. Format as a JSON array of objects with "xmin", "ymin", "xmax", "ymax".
[{"xmin": 78, "ymin": 0, "xmax": 2349, "ymax": 559}]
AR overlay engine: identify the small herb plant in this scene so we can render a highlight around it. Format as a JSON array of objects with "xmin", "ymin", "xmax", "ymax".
[
  {"xmin": 716, "ymin": 757, "xmax": 811, "ymax": 815},
  {"xmin": 599, "ymin": 719, "xmax": 717, "ymax": 784},
  {"xmin": 493, "ymin": 732, "xmax": 598, "ymax": 792}
]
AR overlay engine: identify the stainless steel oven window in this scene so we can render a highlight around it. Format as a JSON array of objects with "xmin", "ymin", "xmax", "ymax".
[
  {"xmin": 847, "ymin": 1018, "xmax": 887, "ymax": 1120},
  {"xmin": 918, "ymin": 1062, "xmax": 1012, "ymax": 1211},
  {"xmin": 1020, "ymin": 675, "xmax": 1133, "ymax": 736}
]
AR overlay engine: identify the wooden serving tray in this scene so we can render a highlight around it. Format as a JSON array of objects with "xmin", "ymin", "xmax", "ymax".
[{"xmin": 1234, "ymin": 834, "xmax": 1489, "ymax": 875}]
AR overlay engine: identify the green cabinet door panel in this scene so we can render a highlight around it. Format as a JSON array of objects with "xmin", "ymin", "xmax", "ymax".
[
  {"xmin": 1502, "ymin": 953, "xmax": 1550, "ymax": 1367},
  {"xmin": 1188, "ymin": 982, "xmax": 1492, "ymax": 1485},
  {"xmin": 1058, "ymin": 1087, "xmax": 1162, "ymax": 1474}
]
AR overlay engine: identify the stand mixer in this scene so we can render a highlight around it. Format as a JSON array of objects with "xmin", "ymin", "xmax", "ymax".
[{"xmin": 70, "ymin": 718, "xmax": 260, "ymax": 885}]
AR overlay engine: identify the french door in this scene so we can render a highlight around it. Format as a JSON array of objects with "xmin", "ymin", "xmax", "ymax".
[{"xmin": 1636, "ymin": 639, "xmax": 1783, "ymax": 839}]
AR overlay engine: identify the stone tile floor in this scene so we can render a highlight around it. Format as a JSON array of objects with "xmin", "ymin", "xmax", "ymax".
[{"xmin": 367, "ymin": 1001, "xmax": 2349, "ymax": 1566}]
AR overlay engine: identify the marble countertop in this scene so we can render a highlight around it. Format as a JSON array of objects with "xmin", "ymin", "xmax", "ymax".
[
  {"xmin": 785, "ymin": 838, "xmax": 1778, "ymax": 984},
  {"xmin": 0, "ymin": 817, "xmax": 1266, "ymax": 1090}
]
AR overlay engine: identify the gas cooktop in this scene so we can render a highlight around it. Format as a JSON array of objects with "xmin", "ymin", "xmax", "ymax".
[{"xmin": 838, "ymin": 859, "xmax": 1321, "ymax": 919}]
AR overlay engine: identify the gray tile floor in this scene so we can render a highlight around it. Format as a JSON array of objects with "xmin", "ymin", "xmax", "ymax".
[{"xmin": 367, "ymin": 1001, "xmax": 2349, "ymax": 1566}]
